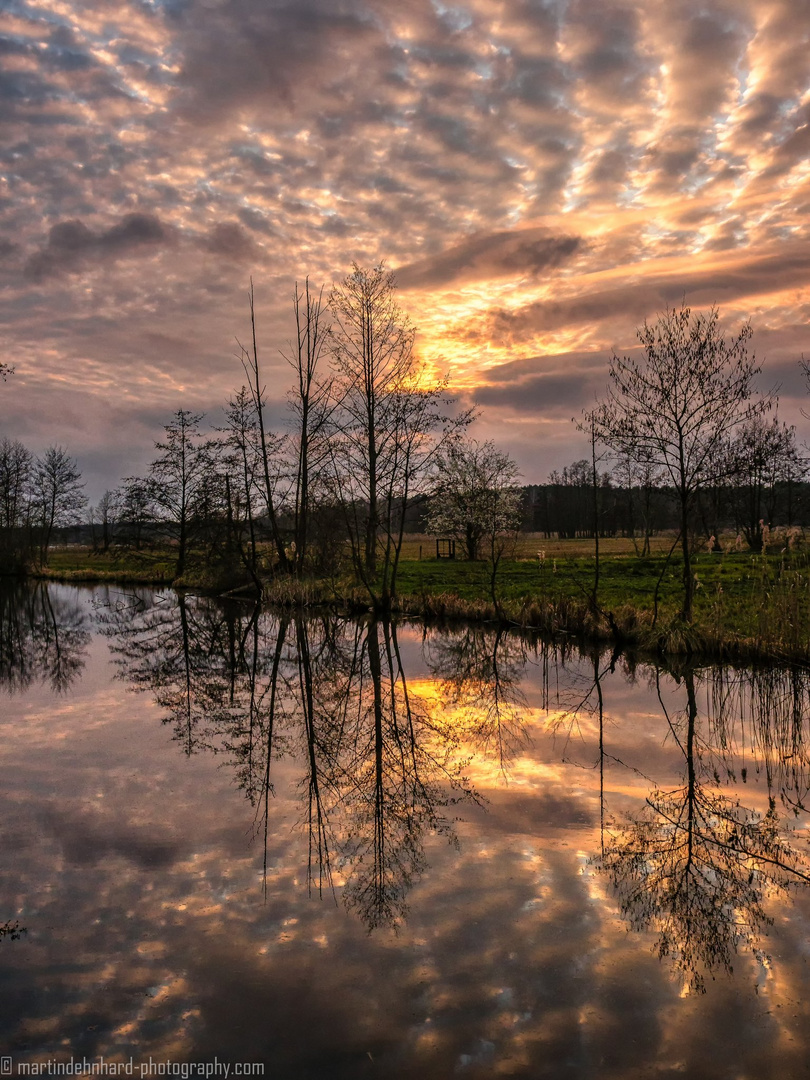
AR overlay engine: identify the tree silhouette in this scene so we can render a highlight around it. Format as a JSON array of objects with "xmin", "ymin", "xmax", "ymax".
[
  {"xmin": 589, "ymin": 304, "xmax": 765, "ymax": 621},
  {"xmin": 32, "ymin": 446, "xmax": 86, "ymax": 565}
]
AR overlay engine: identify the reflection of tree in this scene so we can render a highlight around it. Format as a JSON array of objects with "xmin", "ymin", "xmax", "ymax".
[
  {"xmin": 0, "ymin": 919, "xmax": 25, "ymax": 942},
  {"xmin": 708, "ymin": 664, "xmax": 810, "ymax": 816},
  {"xmin": 600, "ymin": 666, "xmax": 810, "ymax": 993},
  {"xmin": 0, "ymin": 580, "xmax": 89, "ymax": 693},
  {"xmin": 320, "ymin": 618, "xmax": 480, "ymax": 928},
  {"xmin": 423, "ymin": 625, "xmax": 530, "ymax": 774},
  {"xmin": 105, "ymin": 597, "xmax": 488, "ymax": 930}
]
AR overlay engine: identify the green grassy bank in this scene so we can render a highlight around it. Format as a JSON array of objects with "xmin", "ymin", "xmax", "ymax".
[{"xmin": 25, "ymin": 539, "xmax": 810, "ymax": 664}]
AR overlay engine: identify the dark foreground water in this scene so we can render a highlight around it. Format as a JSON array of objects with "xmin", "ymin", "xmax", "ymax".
[{"xmin": 3, "ymin": 581, "xmax": 810, "ymax": 1078}]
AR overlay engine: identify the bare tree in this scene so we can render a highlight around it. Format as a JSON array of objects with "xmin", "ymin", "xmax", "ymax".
[
  {"xmin": 236, "ymin": 281, "xmax": 288, "ymax": 571},
  {"xmin": 31, "ymin": 446, "xmax": 87, "ymax": 565},
  {"xmin": 589, "ymin": 304, "xmax": 765, "ymax": 622},
  {"xmin": 327, "ymin": 263, "xmax": 465, "ymax": 606},
  {"xmin": 142, "ymin": 410, "xmax": 214, "ymax": 579},
  {"xmin": 283, "ymin": 278, "xmax": 332, "ymax": 574},
  {"xmin": 0, "ymin": 437, "xmax": 33, "ymax": 565},
  {"xmin": 116, "ymin": 477, "xmax": 153, "ymax": 551},
  {"xmin": 221, "ymin": 386, "xmax": 264, "ymax": 585},
  {"xmin": 89, "ymin": 490, "xmax": 119, "ymax": 553},
  {"xmin": 0, "ymin": 436, "xmax": 32, "ymax": 529},
  {"xmin": 328, "ymin": 263, "xmax": 416, "ymax": 577}
]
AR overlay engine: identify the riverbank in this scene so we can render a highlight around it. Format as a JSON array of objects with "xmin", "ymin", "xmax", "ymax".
[{"xmin": 26, "ymin": 543, "xmax": 810, "ymax": 666}]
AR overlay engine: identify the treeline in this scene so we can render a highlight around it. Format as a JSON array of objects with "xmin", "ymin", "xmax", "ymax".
[
  {"xmin": 522, "ymin": 428, "xmax": 808, "ymax": 550},
  {"xmin": 1, "ymin": 268, "xmax": 479, "ymax": 606}
]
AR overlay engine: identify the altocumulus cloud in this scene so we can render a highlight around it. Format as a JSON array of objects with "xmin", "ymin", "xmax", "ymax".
[{"xmin": 1, "ymin": 0, "xmax": 810, "ymax": 492}]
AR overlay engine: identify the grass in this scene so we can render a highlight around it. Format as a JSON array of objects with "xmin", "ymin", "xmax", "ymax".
[
  {"xmin": 23, "ymin": 535, "xmax": 810, "ymax": 663},
  {"xmin": 36, "ymin": 547, "xmax": 176, "ymax": 584}
]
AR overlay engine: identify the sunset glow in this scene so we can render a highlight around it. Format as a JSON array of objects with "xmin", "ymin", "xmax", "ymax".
[{"xmin": 2, "ymin": 0, "xmax": 809, "ymax": 495}]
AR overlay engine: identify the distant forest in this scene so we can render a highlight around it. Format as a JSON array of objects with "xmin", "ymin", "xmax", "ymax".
[{"xmin": 29, "ymin": 472, "xmax": 810, "ymax": 549}]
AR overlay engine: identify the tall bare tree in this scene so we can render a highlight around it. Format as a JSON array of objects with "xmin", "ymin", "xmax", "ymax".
[
  {"xmin": 327, "ymin": 264, "xmax": 465, "ymax": 606},
  {"xmin": 328, "ymin": 263, "xmax": 416, "ymax": 577},
  {"xmin": 236, "ymin": 280, "xmax": 288, "ymax": 571},
  {"xmin": 221, "ymin": 386, "xmax": 264, "ymax": 585},
  {"xmin": 589, "ymin": 304, "xmax": 765, "ymax": 622},
  {"xmin": 283, "ymin": 278, "xmax": 332, "ymax": 574}
]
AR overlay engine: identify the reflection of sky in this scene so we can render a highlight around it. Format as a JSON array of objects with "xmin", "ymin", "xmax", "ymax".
[
  {"xmin": 3, "ymin": 1, "xmax": 810, "ymax": 496},
  {"xmin": 2, "ymin": 589, "xmax": 810, "ymax": 1073}
]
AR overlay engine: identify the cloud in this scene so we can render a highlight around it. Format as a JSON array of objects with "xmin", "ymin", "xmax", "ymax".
[
  {"xmin": 43, "ymin": 808, "xmax": 184, "ymax": 869},
  {"xmin": 174, "ymin": 0, "xmax": 386, "ymax": 124},
  {"xmin": 1, "ymin": 0, "xmax": 810, "ymax": 489},
  {"xmin": 201, "ymin": 221, "xmax": 261, "ymax": 262},
  {"xmin": 480, "ymin": 242, "xmax": 810, "ymax": 345},
  {"xmin": 474, "ymin": 366, "xmax": 606, "ymax": 417},
  {"xmin": 396, "ymin": 228, "xmax": 582, "ymax": 289},
  {"xmin": 24, "ymin": 213, "xmax": 171, "ymax": 280}
]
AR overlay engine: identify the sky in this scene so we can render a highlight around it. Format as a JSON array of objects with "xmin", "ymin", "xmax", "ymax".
[{"xmin": 1, "ymin": 0, "xmax": 810, "ymax": 501}]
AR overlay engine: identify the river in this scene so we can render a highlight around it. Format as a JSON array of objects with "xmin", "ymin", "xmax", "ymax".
[{"xmin": 2, "ymin": 581, "xmax": 810, "ymax": 1077}]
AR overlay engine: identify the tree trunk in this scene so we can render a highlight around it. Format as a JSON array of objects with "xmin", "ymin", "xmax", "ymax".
[{"xmin": 680, "ymin": 489, "xmax": 692, "ymax": 622}]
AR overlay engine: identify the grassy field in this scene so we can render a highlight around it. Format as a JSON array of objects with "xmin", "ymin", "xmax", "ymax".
[
  {"xmin": 39, "ymin": 547, "xmax": 177, "ymax": 583},
  {"xmin": 397, "ymin": 532, "xmax": 676, "ymax": 560}
]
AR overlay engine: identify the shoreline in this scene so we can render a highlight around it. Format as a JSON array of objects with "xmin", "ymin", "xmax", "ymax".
[{"xmin": 14, "ymin": 560, "xmax": 810, "ymax": 669}]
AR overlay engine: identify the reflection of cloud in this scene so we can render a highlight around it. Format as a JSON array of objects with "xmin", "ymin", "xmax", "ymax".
[
  {"xmin": 43, "ymin": 808, "xmax": 184, "ymax": 869},
  {"xmin": 3, "ymin": 605, "xmax": 810, "ymax": 1069}
]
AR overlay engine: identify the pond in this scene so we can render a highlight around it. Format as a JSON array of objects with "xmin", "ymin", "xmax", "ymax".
[{"xmin": 2, "ymin": 581, "xmax": 810, "ymax": 1077}]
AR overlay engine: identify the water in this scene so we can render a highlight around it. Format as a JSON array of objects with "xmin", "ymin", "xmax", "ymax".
[{"xmin": 2, "ymin": 581, "xmax": 810, "ymax": 1077}]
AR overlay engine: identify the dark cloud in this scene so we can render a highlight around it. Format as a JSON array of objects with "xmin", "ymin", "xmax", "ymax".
[
  {"xmin": 474, "ymin": 369, "xmax": 604, "ymax": 416},
  {"xmin": 175, "ymin": 0, "xmax": 385, "ymax": 123},
  {"xmin": 24, "ymin": 213, "xmax": 171, "ymax": 280},
  {"xmin": 566, "ymin": 0, "xmax": 649, "ymax": 107},
  {"xmin": 482, "ymin": 243, "xmax": 810, "ymax": 343},
  {"xmin": 397, "ymin": 229, "xmax": 581, "ymax": 289},
  {"xmin": 505, "ymin": 54, "xmax": 569, "ymax": 109},
  {"xmin": 201, "ymin": 222, "xmax": 260, "ymax": 261},
  {"xmin": 484, "ymin": 789, "xmax": 596, "ymax": 831}
]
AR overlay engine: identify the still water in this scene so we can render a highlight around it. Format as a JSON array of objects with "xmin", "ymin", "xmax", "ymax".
[{"xmin": 2, "ymin": 581, "xmax": 810, "ymax": 1077}]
